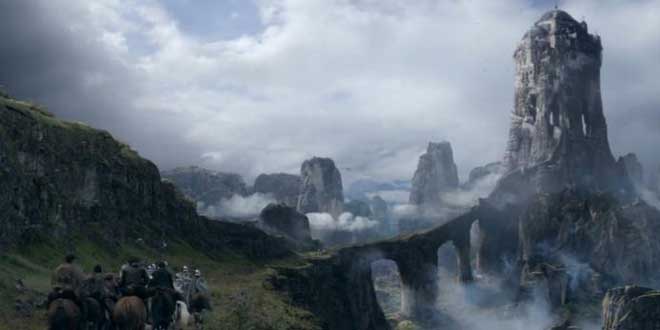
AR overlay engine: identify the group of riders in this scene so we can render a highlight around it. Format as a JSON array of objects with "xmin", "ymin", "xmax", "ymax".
[{"xmin": 47, "ymin": 254, "xmax": 211, "ymax": 329}]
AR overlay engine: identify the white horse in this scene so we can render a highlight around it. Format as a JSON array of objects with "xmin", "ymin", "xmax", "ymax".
[{"xmin": 172, "ymin": 300, "xmax": 194, "ymax": 330}]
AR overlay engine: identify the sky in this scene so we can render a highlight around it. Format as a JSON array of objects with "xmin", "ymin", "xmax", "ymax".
[{"xmin": 0, "ymin": 0, "xmax": 658, "ymax": 185}]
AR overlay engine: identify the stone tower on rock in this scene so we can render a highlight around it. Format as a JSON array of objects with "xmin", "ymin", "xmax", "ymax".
[{"xmin": 500, "ymin": 10, "xmax": 629, "ymax": 195}]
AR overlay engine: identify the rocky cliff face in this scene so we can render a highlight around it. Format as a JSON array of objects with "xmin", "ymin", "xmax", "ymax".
[
  {"xmin": 409, "ymin": 142, "xmax": 459, "ymax": 206},
  {"xmin": 463, "ymin": 161, "xmax": 502, "ymax": 189},
  {"xmin": 253, "ymin": 173, "xmax": 301, "ymax": 207},
  {"xmin": 602, "ymin": 286, "xmax": 660, "ymax": 330},
  {"xmin": 297, "ymin": 157, "xmax": 344, "ymax": 217},
  {"xmin": 501, "ymin": 10, "xmax": 629, "ymax": 196},
  {"xmin": 518, "ymin": 189, "xmax": 660, "ymax": 307},
  {"xmin": 617, "ymin": 153, "xmax": 643, "ymax": 186},
  {"xmin": 161, "ymin": 166, "xmax": 248, "ymax": 207},
  {"xmin": 0, "ymin": 94, "xmax": 290, "ymax": 259}
]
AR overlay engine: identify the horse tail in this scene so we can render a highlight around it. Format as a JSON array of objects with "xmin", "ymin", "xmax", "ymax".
[
  {"xmin": 113, "ymin": 297, "xmax": 146, "ymax": 330},
  {"xmin": 49, "ymin": 304, "xmax": 68, "ymax": 330},
  {"xmin": 48, "ymin": 299, "xmax": 78, "ymax": 330}
]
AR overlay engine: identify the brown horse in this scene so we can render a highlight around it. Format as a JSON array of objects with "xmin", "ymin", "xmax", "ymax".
[
  {"xmin": 47, "ymin": 298, "xmax": 81, "ymax": 330},
  {"xmin": 112, "ymin": 296, "xmax": 147, "ymax": 330}
]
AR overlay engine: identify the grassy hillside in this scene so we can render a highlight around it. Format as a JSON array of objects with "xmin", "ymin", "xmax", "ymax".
[{"xmin": 0, "ymin": 238, "xmax": 319, "ymax": 330}]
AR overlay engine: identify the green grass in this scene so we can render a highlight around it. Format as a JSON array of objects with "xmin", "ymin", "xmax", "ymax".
[{"xmin": 0, "ymin": 238, "xmax": 319, "ymax": 330}]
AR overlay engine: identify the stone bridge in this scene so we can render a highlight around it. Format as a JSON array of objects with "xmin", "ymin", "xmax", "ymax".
[{"xmin": 272, "ymin": 200, "xmax": 519, "ymax": 330}]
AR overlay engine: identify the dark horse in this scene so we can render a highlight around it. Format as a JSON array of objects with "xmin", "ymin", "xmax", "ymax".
[
  {"xmin": 47, "ymin": 298, "xmax": 81, "ymax": 330},
  {"xmin": 112, "ymin": 296, "xmax": 147, "ymax": 330},
  {"xmin": 188, "ymin": 293, "xmax": 212, "ymax": 329},
  {"xmin": 82, "ymin": 296, "xmax": 106, "ymax": 330},
  {"xmin": 150, "ymin": 289, "xmax": 177, "ymax": 330}
]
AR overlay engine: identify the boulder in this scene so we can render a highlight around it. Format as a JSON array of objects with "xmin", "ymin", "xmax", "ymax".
[
  {"xmin": 259, "ymin": 203, "xmax": 312, "ymax": 243},
  {"xmin": 603, "ymin": 286, "xmax": 660, "ymax": 330},
  {"xmin": 253, "ymin": 173, "xmax": 301, "ymax": 207},
  {"xmin": 409, "ymin": 142, "xmax": 459, "ymax": 206},
  {"xmin": 297, "ymin": 157, "xmax": 344, "ymax": 217}
]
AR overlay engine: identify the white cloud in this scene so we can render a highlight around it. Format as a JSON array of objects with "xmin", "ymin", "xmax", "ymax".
[
  {"xmin": 307, "ymin": 212, "xmax": 378, "ymax": 233},
  {"xmin": 2, "ymin": 0, "xmax": 659, "ymax": 183},
  {"xmin": 199, "ymin": 193, "xmax": 276, "ymax": 218}
]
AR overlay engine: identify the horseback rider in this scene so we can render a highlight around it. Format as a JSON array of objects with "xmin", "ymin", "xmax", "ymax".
[
  {"xmin": 81, "ymin": 265, "xmax": 113, "ymax": 315},
  {"xmin": 51, "ymin": 254, "xmax": 85, "ymax": 294},
  {"xmin": 48, "ymin": 254, "xmax": 86, "ymax": 320},
  {"xmin": 118, "ymin": 257, "xmax": 149, "ymax": 301},
  {"xmin": 149, "ymin": 261, "xmax": 185, "ymax": 302}
]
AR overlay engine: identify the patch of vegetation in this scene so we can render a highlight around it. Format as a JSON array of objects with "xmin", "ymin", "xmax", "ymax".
[{"xmin": 0, "ymin": 237, "xmax": 319, "ymax": 330}]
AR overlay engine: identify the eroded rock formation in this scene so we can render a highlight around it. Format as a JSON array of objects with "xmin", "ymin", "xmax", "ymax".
[
  {"xmin": 259, "ymin": 203, "xmax": 312, "ymax": 243},
  {"xmin": 253, "ymin": 173, "xmax": 301, "ymax": 207},
  {"xmin": 463, "ymin": 162, "xmax": 502, "ymax": 189},
  {"xmin": 617, "ymin": 153, "xmax": 643, "ymax": 186},
  {"xmin": 161, "ymin": 166, "xmax": 248, "ymax": 207},
  {"xmin": 603, "ymin": 286, "xmax": 660, "ymax": 330},
  {"xmin": 501, "ymin": 10, "xmax": 630, "ymax": 197},
  {"xmin": 409, "ymin": 142, "xmax": 459, "ymax": 206},
  {"xmin": 297, "ymin": 157, "xmax": 344, "ymax": 217},
  {"xmin": 518, "ymin": 190, "xmax": 660, "ymax": 308}
]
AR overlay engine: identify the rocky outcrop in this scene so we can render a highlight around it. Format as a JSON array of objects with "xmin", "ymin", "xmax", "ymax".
[
  {"xmin": 161, "ymin": 166, "xmax": 248, "ymax": 207},
  {"xmin": 602, "ymin": 286, "xmax": 660, "ymax": 330},
  {"xmin": 252, "ymin": 173, "xmax": 301, "ymax": 207},
  {"xmin": 463, "ymin": 162, "xmax": 502, "ymax": 189},
  {"xmin": 259, "ymin": 203, "xmax": 313, "ymax": 245},
  {"xmin": 500, "ymin": 10, "xmax": 630, "ymax": 197},
  {"xmin": 617, "ymin": 153, "xmax": 643, "ymax": 186},
  {"xmin": 409, "ymin": 142, "xmax": 459, "ymax": 206},
  {"xmin": 518, "ymin": 189, "xmax": 660, "ymax": 307},
  {"xmin": 297, "ymin": 157, "xmax": 344, "ymax": 217},
  {"xmin": 344, "ymin": 199, "xmax": 372, "ymax": 217},
  {"xmin": 0, "ymin": 94, "xmax": 290, "ymax": 259}
]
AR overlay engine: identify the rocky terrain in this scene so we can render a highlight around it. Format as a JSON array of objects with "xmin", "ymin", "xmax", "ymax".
[
  {"xmin": 409, "ymin": 141, "xmax": 459, "ymax": 207},
  {"xmin": 297, "ymin": 157, "xmax": 345, "ymax": 217},
  {"xmin": 161, "ymin": 166, "xmax": 248, "ymax": 208},
  {"xmin": 253, "ymin": 173, "xmax": 302, "ymax": 207},
  {"xmin": 602, "ymin": 286, "xmax": 660, "ymax": 330}
]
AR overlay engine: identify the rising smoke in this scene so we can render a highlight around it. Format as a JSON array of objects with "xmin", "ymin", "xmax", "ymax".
[{"xmin": 198, "ymin": 193, "xmax": 276, "ymax": 219}]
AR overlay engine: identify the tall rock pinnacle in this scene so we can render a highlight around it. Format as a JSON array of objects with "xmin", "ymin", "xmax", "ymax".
[
  {"xmin": 296, "ymin": 157, "xmax": 344, "ymax": 218},
  {"xmin": 501, "ymin": 10, "xmax": 627, "ymax": 194},
  {"xmin": 409, "ymin": 141, "xmax": 459, "ymax": 206}
]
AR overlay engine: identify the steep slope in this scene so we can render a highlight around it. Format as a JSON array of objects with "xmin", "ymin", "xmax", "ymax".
[{"xmin": 0, "ymin": 94, "xmax": 289, "ymax": 258}]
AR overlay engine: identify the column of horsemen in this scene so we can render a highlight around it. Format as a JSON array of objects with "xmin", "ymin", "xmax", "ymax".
[{"xmin": 47, "ymin": 254, "xmax": 211, "ymax": 329}]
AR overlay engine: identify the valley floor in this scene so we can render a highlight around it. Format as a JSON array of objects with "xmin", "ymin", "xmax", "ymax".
[{"xmin": 0, "ymin": 238, "xmax": 319, "ymax": 330}]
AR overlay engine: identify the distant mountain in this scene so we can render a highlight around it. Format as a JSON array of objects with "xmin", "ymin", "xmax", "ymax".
[{"xmin": 345, "ymin": 179, "xmax": 411, "ymax": 201}]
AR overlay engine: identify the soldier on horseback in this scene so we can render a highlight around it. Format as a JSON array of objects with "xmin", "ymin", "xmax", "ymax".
[
  {"xmin": 47, "ymin": 254, "xmax": 86, "ymax": 329},
  {"xmin": 119, "ymin": 257, "xmax": 150, "ymax": 301}
]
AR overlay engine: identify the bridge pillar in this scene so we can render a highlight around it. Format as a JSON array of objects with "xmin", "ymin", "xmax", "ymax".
[
  {"xmin": 453, "ymin": 238, "xmax": 474, "ymax": 283},
  {"xmin": 399, "ymin": 261, "xmax": 438, "ymax": 321}
]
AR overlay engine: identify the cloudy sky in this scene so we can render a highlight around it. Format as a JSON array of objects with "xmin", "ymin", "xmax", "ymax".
[{"xmin": 0, "ymin": 0, "xmax": 658, "ymax": 185}]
